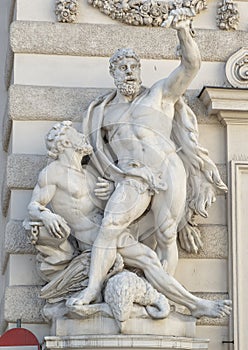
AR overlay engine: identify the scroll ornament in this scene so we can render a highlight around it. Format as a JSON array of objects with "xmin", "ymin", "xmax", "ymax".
[
  {"xmin": 225, "ymin": 48, "xmax": 248, "ymax": 88},
  {"xmin": 55, "ymin": 0, "xmax": 79, "ymax": 23},
  {"xmin": 216, "ymin": 0, "xmax": 239, "ymax": 30},
  {"xmin": 88, "ymin": 0, "xmax": 207, "ymax": 27}
]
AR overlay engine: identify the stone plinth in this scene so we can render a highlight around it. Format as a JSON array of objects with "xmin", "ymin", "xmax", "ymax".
[
  {"xmin": 61, "ymin": 313, "xmax": 194, "ymax": 337},
  {"xmin": 50, "ymin": 311, "xmax": 196, "ymax": 337},
  {"xmin": 45, "ymin": 311, "xmax": 209, "ymax": 349},
  {"xmin": 45, "ymin": 335, "xmax": 209, "ymax": 350}
]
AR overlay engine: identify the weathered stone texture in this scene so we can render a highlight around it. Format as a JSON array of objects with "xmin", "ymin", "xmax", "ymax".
[
  {"xmin": 4, "ymin": 44, "xmax": 14, "ymax": 91},
  {"xmin": 10, "ymin": 21, "xmax": 248, "ymax": 62},
  {"xmin": 2, "ymin": 103, "xmax": 12, "ymax": 152},
  {"xmin": 1, "ymin": 175, "xmax": 10, "ymax": 217},
  {"xmin": 9, "ymin": 85, "xmax": 111, "ymax": 121},
  {"xmin": 7, "ymin": 154, "xmax": 47, "ymax": 189},
  {"xmin": 5, "ymin": 220, "xmax": 35, "ymax": 254},
  {"xmin": 179, "ymin": 225, "xmax": 228, "ymax": 259},
  {"xmin": 4, "ymin": 286, "xmax": 45, "ymax": 323},
  {"xmin": 9, "ymin": 85, "xmax": 218, "ymax": 124}
]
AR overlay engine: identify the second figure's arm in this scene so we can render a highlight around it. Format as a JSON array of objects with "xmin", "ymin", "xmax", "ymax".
[{"xmin": 28, "ymin": 168, "xmax": 70, "ymax": 238}]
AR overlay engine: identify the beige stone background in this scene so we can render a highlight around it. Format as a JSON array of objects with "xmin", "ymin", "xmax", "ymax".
[{"xmin": 1, "ymin": 0, "xmax": 248, "ymax": 349}]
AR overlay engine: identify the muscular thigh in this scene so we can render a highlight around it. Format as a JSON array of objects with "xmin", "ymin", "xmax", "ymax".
[
  {"xmin": 103, "ymin": 180, "xmax": 151, "ymax": 227},
  {"xmin": 152, "ymin": 154, "xmax": 187, "ymax": 226}
]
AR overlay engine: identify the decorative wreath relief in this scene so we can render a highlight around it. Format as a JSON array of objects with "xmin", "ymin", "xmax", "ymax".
[
  {"xmin": 55, "ymin": 0, "xmax": 79, "ymax": 23},
  {"xmin": 217, "ymin": 0, "xmax": 239, "ymax": 30},
  {"xmin": 88, "ymin": 0, "xmax": 207, "ymax": 27}
]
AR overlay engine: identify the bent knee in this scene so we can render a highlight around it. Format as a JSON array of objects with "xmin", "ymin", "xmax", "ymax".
[
  {"xmin": 139, "ymin": 246, "xmax": 161, "ymax": 267},
  {"xmin": 98, "ymin": 216, "xmax": 128, "ymax": 242},
  {"xmin": 102, "ymin": 215, "xmax": 127, "ymax": 230}
]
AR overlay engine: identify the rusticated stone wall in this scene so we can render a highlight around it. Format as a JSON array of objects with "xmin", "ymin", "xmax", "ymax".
[{"xmin": 1, "ymin": 0, "xmax": 248, "ymax": 348}]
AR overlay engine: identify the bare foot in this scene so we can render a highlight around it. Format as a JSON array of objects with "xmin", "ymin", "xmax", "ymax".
[
  {"xmin": 66, "ymin": 287, "xmax": 100, "ymax": 307},
  {"xmin": 191, "ymin": 299, "xmax": 232, "ymax": 319}
]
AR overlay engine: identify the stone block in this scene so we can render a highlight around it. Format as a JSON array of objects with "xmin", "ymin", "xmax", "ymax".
[
  {"xmin": 7, "ymin": 154, "xmax": 47, "ymax": 189},
  {"xmin": 9, "ymin": 189, "xmax": 33, "ymax": 220},
  {"xmin": 12, "ymin": 121, "xmax": 61, "ymax": 155},
  {"xmin": 5, "ymin": 219, "xmax": 35, "ymax": 254},
  {"xmin": 196, "ymin": 195, "xmax": 226, "ymax": 226},
  {"xmin": 198, "ymin": 124, "xmax": 226, "ymax": 164},
  {"xmin": 4, "ymin": 44, "xmax": 14, "ymax": 91},
  {"xmin": 1, "ymin": 175, "xmax": 11, "ymax": 217},
  {"xmin": 9, "ymin": 85, "xmax": 111, "ymax": 121},
  {"xmin": 9, "ymin": 254, "xmax": 44, "ymax": 286},
  {"xmin": 2, "ymin": 100, "xmax": 12, "ymax": 152},
  {"xmin": 10, "ymin": 21, "xmax": 248, "ymax": 62},
  {"xmin": 196, "ymin": 326, "xmax": 229, "ymax": 350},
  {"xmin": 175, "ymin": 259, "xmax": 227, "ymax": 293},
  {"xmin": 54, "ymin": 312, "xmax": 196, "ymax": 337},
  {"xmin": 4, "ymin": 286, "xmax": 45, "ymax": 323},
  {"xmin": 13, "ymin": 55, "xmax": 226, "ymax": 91}
]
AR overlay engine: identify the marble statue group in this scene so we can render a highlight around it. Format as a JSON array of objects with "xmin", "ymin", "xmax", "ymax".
[{"xmin": 26, "ymin": 9, "xmax": 232, "ymax": 330}]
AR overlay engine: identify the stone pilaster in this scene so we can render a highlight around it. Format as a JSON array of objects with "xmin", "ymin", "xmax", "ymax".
[{"xmin": 200, "ymin": 87, "xmax": 248, "ymax": 350}]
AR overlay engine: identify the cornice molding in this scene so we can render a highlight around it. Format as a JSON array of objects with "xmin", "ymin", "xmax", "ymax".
[{"xmin": 199, "ymin": 87, "xmax": 248, "ymax": 125}]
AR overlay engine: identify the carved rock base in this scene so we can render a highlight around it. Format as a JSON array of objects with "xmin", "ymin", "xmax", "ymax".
[
  {"xmin": 49, "ymin": 311, "xmax": 196, "ymax": 337},
  {"xmin": 45, "ymin": 335, "xmax": 209, "ymax": 350}
]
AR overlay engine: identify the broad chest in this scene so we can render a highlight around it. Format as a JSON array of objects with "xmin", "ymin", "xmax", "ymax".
[
  {"xmin": 58, "ymin": 170, "xmax": 90, "ymax": 199},
  {"xmin": 103, "ymin": 102, "xmax": 167, "ymax": 131}
]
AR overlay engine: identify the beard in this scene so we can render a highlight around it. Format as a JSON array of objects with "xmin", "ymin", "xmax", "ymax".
[
  {"xmin": 116, "ymin": 80, "xmax": 141, "ymax": 97},
  {"xmin": 73, "ymin": 138, "xmax": 93, "ymax": 156}
]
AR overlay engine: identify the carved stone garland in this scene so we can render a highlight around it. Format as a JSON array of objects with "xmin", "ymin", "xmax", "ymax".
[
  {"xmin": 55, "ymin": 0, "xmax": 79, "ymax": 23},
  {"xmin": 88, "ymin": 0, "xmax": 207, "ymax": 27},
  {"xmin": 216, "ymin": 0, "xmax": 239, "ymax": 31},
  {"xmin": 225, "ymin": 47, "xmax": 248, "ymax": 88}
]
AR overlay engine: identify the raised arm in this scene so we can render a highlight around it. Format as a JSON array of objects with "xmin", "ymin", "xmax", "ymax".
[
  {"xmin": 152, "ymin": 12, "xmax": 201, "ymax": 103},
  {"xmin": 28, "ymin": 168, "xmax": 70, "ymax": 238}
]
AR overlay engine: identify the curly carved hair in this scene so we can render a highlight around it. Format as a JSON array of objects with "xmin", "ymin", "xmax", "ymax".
[
  {"xmin": 45, "ymin": 121, "xmax": 73, "ymax": 159},
  {"xmin": 109, "ymin": 48, "xmax": 141, "ymax": 75}
]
